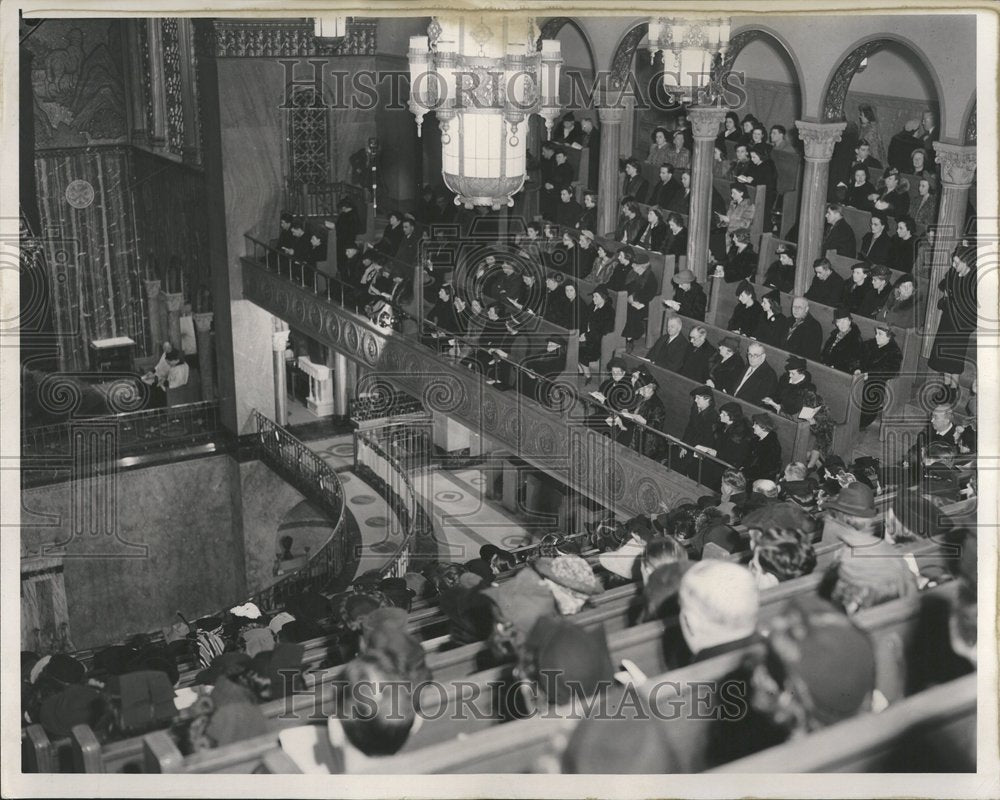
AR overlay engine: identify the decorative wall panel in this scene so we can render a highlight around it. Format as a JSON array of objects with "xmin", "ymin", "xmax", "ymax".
[
  {"xmin": 211, "ymin": 19, "xmax": 377, "ymax": 58},
  {"xmin": 161, "ymin": 18, "xmax": 185, "ymax": 155}
]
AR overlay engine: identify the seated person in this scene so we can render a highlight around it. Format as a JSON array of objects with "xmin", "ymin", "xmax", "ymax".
[
  {"xmin": 841, "ymin": 262, "xmax": 874, "ymax": 316},
  {"xmin": 678, "ymin": 561, "xmax": 759, "ymax": 664},
  {"xmin": 821, "ymin": 203, "xmax": 856, "ymax": 259},
  {"xmin": 728, "ymin": 281, "xmax": 765, "ymax": 336},
  {"xmin": 746, "ymin": 527, "xmax": 817, "ymax": 589},
  {"xmin": 665, "ymin": 269, "xmax": 707, "ymax": 321},
  {"xmin": 820, "ymin": 307, "xmax": 863, "ymax": 374},
  {"xmin": 804, "ymin": 257, "xmax": 845, "ymax": 307},
  {"xmin": 859, "ymin": 212, "xmax": 892, "ymax": 264},
  {"xmin": 869, "ymin": 168, "xmax": 911, "ymax": 218},
  {"xmin": 142, "ymin": 344, "xmax": 189, "ymax": 407},
  {"xmin": 712, "ymin": 228, "xmax": 757, "ymax": 284},
  {"xmin": 646, "ymin": 314, "xmax": 688, "ymax": 373},
  {"xmin": 762, "ymin": 355, "xmax": 815, "ymax": 417},
  {"xmin": 762, "ymin": 242, "xmax": 795, "ymax": 295},
  {"xmin": 732, "ymin": 343, "xmax": 778, "ymax": 406}
]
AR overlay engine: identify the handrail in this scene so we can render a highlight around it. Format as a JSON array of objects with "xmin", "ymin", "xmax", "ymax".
[
  {"xmin": 21, "ymin": 401, "xmax": 222, "ymax": 458},
  {"xmin": 353, "ymin": 422, "xmax": 431, "ymax": 578}
]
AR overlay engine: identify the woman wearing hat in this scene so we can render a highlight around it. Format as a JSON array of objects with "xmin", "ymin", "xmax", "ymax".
[
  {"xmin": 859, "ymin": 212, "xmax": 891, "ymax": 264},
  {"xmin": 605, "ymin": 245, "xmax": 635, "ymax": 292},
  {"xmin": 875, "ymin": 273, "xmax": 918, "ymax": 330},
  {"xmin": 710, "ymin": 183, "xmax": 756, "ymax": 262},
  {"xmin": 588, "ymin": 356, "xmax": 634, "ymax": 431},
  {"xmin": 841, "ymin": 262, "xmax": 874, "ymax": 316},
  {"xmin": 745, "ymin": 413, "xmax": 782, "ymax": 483},
  {"xmin": 762, "ymin": 243, "xmax": 796, "ymax": 295},
  {"xmin": 707, "ymin": 336, "xmax": 745, "ymax": 394},
  {"xmin": 663, "ymin": 212, "xmax": 688, "ymax": 258},
  {"xmin": 745, "ymin": 144, "xmax": 777, "ymax": 215},
  {"xmin": 678, "ymin": 385, "xmax": 720, "ymax": 479},
  {"xmin": 577, "ymin": 288, "xmax": 615, "ymax": 384},
  {"xmin": 754, "ymin": 289, "xmax": 786, "ymax": 346},
  {"xmin": 763, "ymin": 356, "xmax": 816, "ymax": 417},
  {"xmin": 728, "ymin": 281, "xmax": 765, "ymax": 336},
  {"xmin": 619, "ymin": 372, "xmax": 666, "ymax": 459},
  {"xmin": 666, "ymin": 269, "xmax": 707, "ymax": 321},
  {"xmin": 858, "ymin": 264, "xmax": 893, "ymax": 318},
  {"xmin": 621, "ymin": 251, "xmax": 658, "ymax": 353},
  {"xmin": 820, "ymin": 307, "xmax": 863, "ymax": 374},
  {"xmin": 869, "ymin": 168, "xmax": 911, "ymax": 218},
  {"xmin": 540, "ymin": 271, "xmax": 568, "ymax": 325},
  {"xmin": 705, "ymin": 401, "xmax": 753, "ymax": 474},
  {"xmin": 584, "ymin": 241, "xmax": 617, "ymax": 286},
  {"xmin": 856, "ymin": 324, "xmax": 903, "ymax": 428}
]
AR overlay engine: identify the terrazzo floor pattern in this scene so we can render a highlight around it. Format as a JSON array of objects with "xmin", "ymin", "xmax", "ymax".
[{"xmin": 306, "ymin": 434, "xmax": 536, "ymax": 565}]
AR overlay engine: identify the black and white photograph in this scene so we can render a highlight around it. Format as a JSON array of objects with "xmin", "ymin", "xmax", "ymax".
[{"xmin": 3, "ymin": 3, "xmax": 997, "ymax": 797}]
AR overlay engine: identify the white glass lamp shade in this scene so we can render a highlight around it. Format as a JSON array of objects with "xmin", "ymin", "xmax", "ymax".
[{"xmin": 443, "ymin": 114, "xmax": 525, "ymax": 208}]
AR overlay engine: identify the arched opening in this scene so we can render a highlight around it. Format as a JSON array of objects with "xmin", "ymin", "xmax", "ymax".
[
  {"xmin": 822, "ymin": 38, "xmax": 943, "ymax": 185},
  {"xmin": 723, "ymin": 29, "xmax": 803, "ymax": 137}
]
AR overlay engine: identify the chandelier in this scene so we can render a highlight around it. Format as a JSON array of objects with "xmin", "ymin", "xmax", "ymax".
[
  {"xmin": 647, "ymin": 18, "xmax": 731, "ymax": 103},
  {"xmin": 408, "ymin": 17, "xmax": 563, "ymax": 210}
]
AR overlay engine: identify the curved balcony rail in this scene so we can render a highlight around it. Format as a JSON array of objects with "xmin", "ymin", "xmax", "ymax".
[{"xmin": 353, "ymin": 422, "xmax": 433, "ymax": 578}]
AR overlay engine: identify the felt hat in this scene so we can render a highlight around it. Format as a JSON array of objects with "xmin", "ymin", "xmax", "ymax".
[
  {"xmin": 690, "ymin": 384, "xmax": 714, "ymax": 400},
  {"xmin": 561, "ymin": 691, "xmax": 681, "ymax": 773},
  {"xmin": 632, "ymin": 249, "xmax": 651, "ymax": 266},
  {"xmin": 482, "ymin": 566, "xmax": 557, "ymax": 636},
  {"xmin": 768, "ymin": 597, "xmax": 876, "ymax": 726},
  {"xmin": 635, "ymin": 372, "xmax": 659, "ymax": 391},
  {"xmin": 785, "ymin": 355, "xmax": 808, "ymax": 372},
  {"xmin": 833, "ymin": 306, "xmax": 852, "ymax": 321},
  {"xmin": 533, "ymin": 556, "xmax": 604, "ymax": 596},
  {"xmin": 607, "ymin": 356, "xmax": 627, "ymax": 371},
  {"xmin": 276, "ymin": 618, "xmax": 325, "ymax": 643},
  {"xmin": 42, "ymin": 653, "xmax": 85, "ymax": 686},
  {"xmin": 578, "ymin": 229, "xmax": 595, "ymax": 240},
  {"xmin": 720, "ymin": 336, "xmax": 741, "ymax": 352},
  {"xmin": 598, "ymin": 538, "xmax": 645, "ymax": 580},
  {"xmin": 379, "ymin": 578, "xmax": 416, "ymax": 611},
  {"xmin": 824, "ymin": 481, "xmax": 876, "ymax": 518},
  {"xmin": 673, "ymin": 269, "xmax": 696, "ymax": 283},
  {"xmin": 740, "ymin": 501, "xmax": 819, "ymax": 536},
  {"xmin": 870, "ymin": 264, "xmax": 892, "ymax": 280},
  {"xmin": 526, "ymin": 616, "xmax": 615, "ymax": 706}
]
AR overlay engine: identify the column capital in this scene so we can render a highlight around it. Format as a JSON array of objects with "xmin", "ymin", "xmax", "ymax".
[
  {"xmin": 596, "ymin": 101, "xmax": 625, "ymax": 126},
  {"xmin": 933, "ymin": 142, "xmax": 977, "ymax": 187},
  {"xmin": 272, "ymin": 329, "xmax": 291, "ymax": 352},
  {"xmin": 794, "ymin": 121, "xmax": 847, "ymax": 162},
  {"xmin": 193, "ymin": 312, "xmax": 214, "ymax": 332},
  {"xmin": 163, "ymin": 291, "xmax": 185, "ymax": 313},
  {"xmin": 144, "ymin": 279, "xmax": 162, "ymax": 298},
  {"xmin": 687, "ymin": 106, "xmax": 727, "ymax": 140}
]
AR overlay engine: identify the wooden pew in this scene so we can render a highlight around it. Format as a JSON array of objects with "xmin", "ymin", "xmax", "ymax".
[
  {"xmin": 677, "ymin": 309, "xmax": 864, "ymax": 456},
  {"xmin": 825, "ymin": 250, "xmax": 909, "ymax": 286},
  {"xmin": 840, "ymin": 205, "xmax": 897, "ymax": 254},
  {"xmin": 710, "ymin": 672, "xmax": 975, "ymax": 773},
  {"xmin": 336, "ymin": 582, "xmax": 960, "ymax": 774},
  {"xmin": 773, "ymin": 150, "xmax": 803, "ymax": 239},
  {"xmin": 615, "ymin": 349, "xmax": 813, "ymax": 466},
  {"xmin": 756, "ymin": 232, "xmax": 797, "ymax": 283},
  {"xmin": 708, "ymin": 283, "xmax": 920, "ymax": 418},
  {"xmin": 22, "ymin": 725, "xmax": 56, "ymax": 774}
]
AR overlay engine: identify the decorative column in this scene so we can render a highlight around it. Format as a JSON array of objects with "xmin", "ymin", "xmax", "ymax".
[
  {"xmin": 922, "ymin": 143, "xmax": 977, "ymax": 358},
  {"xmin": 272, "ymin": 329, "xmax": 291, "ymax": 425},
  {"xmin": 793, "ymin": 121, "xmax": 847, "ymax": 294},
  {"xmin": 176, "ymin": 19, "xmax": 202, "ymax": 165},
  {"xmin": 686, "ymin": 107, "xmax": 727, "ymax": 282},
  {"xmin": 144, "ymin": 279, "xmax": 166, "ymax": 353},
  {"xmin": 596, "ymin": 95, "xmax": 625, "ymax": 237},
  {"xmin": 146, "ymin": 20, "xmax": 169, "ymax": 148},
  {"xmin": 333, "ymin": 351, "xmax": 349, "ymax": 417},
  {"xmin": 163, "ymin": 292, "xmax": 185, "ymax": 350},
  {"xmin": 193, "ymin": 312, "xmax": 215, "ymax": 401}
]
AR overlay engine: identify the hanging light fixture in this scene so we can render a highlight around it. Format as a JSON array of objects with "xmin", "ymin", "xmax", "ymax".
[
  {"xmin": 408, "ymin": 17, "xmax": 562, "ymax": 210},
  {"xmin": 647, "ymin": 18, "xmax": 731, "ymax": 103}
]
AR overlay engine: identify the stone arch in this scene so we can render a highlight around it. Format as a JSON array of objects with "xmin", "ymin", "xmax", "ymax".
[
  {"xmin": 537, "ymin": 17, "xmax": 598, "ymax": 75},
  {"xmin": 609, "ymin": 22, "xmax": 648, "ymax": 90},
  {"xmin": 962, "ymin": 97, "xmax": 976, "ymax": 145},
  {"xmin": 718, "ymin": 26, "xmax": 806, "ymax": 116},
  {"xmin": 820, "ymin": 34, "xmax": 945, "ymax": 130}
]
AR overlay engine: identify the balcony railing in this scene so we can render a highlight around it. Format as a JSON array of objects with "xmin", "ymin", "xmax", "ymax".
[
  {"xmin": 353, "ymin": 422, "xmax": 433, "ymax": 578},
  {"xmin": 21, "ymin": 401, "xmax": 222, "ymax": 459}
]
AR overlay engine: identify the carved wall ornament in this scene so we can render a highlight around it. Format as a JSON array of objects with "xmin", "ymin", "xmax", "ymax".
[
  {"xmin": 609, "ymin": 24, "xmax": 648, "ymax": 90},
  {"xmin": 932, "ymin": 142, "xmax": 977, "ymax": 186},
  {"xmin": 211, "ymin": 19, "xmax": 377, "ymax": 58},
  {"xmin": 823, "ymin": 39, "xmax": 891, "ymax": 121},
  {"xmin": 688, "ymin": 106, "xmax": 727, "ymax": 139}
]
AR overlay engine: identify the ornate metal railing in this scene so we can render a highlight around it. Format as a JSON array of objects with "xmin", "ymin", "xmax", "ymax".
[
  {"xmin": 21, "ymin": 401, "xmax": 222, "ymax": 459},
  {"xmin": 283, "ymin": 180, "xmax": 367, "ymax": 228},
  {"xmin": 246, "ymin": 410, "xmax": 349, "ymax": 609},
  {"xmin": 353, "ymin": 422, "xmax": 433, "ymax": 578}
]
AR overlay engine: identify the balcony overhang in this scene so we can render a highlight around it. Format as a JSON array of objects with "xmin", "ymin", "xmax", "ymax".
[{"xmin": 242, "ymin": 257, "xmax": 703, "ymax": 516}]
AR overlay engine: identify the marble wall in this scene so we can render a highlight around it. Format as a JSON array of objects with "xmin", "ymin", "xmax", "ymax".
[{"xmin": 20, "ymin": 454, "xmax": 310, "ymax": 649}]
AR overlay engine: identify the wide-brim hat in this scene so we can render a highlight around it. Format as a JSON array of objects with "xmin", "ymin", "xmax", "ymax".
[
  {"xmin": 823, "ymin": 481, "xmax": 877, "ymax": 518},
  {"xmin": 482, "ymin": 566, "xmax": 557, "ymax": 635},
  {"xmin": 598, "ymin": 539, "xmax": 645, "ymax": 580},
  {"xmin": 785, "ymin": 355, "xmax": 808, "ymax": 372},
  {"xmin": 673, "ymin": 269, "xmax": 696, "ymax": 283},
  {"xmin": 533, "ymin": 555, "xmax": 604, "ymax": 596},
  {"xmin": 633, "ymin": 250, "xmax": 651, "ymax": 266},
  {"xmin": 690, "ymin": 384, "xmax": 714, "ymax": 400}
]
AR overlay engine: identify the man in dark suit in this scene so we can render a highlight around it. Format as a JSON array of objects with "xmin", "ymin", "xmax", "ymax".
[
  {"xmin": 679, "ymin": 325, "xmax": 715, "ymax": 383},
  {"xmin": 731, "ymin": 342, "xmax": 778, "ymax": 405},
  {"xmin": 556, "ymin": 187, "xmax": 583, "ymax": 228},
  {"xmin": 822, "ymin": 203, "xmax": 857, "ymax": 258},
  {"xmin": 804, "ymin": 258, "xmax": 846, "ymax": 308},
  {"xmin": 394, "ymin": 215, "xmax": 421, "ymax": 266},
  {"xmin": 650, "ymin": 164, "xmax": 679, "ymax": 209},
  {"xmin": 779, "ymin": 296, "xmax": 824, "ymax": 361},
  {"xmin": 646, "ymin": 314, "xmax": 689, "ymax": 373}
]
